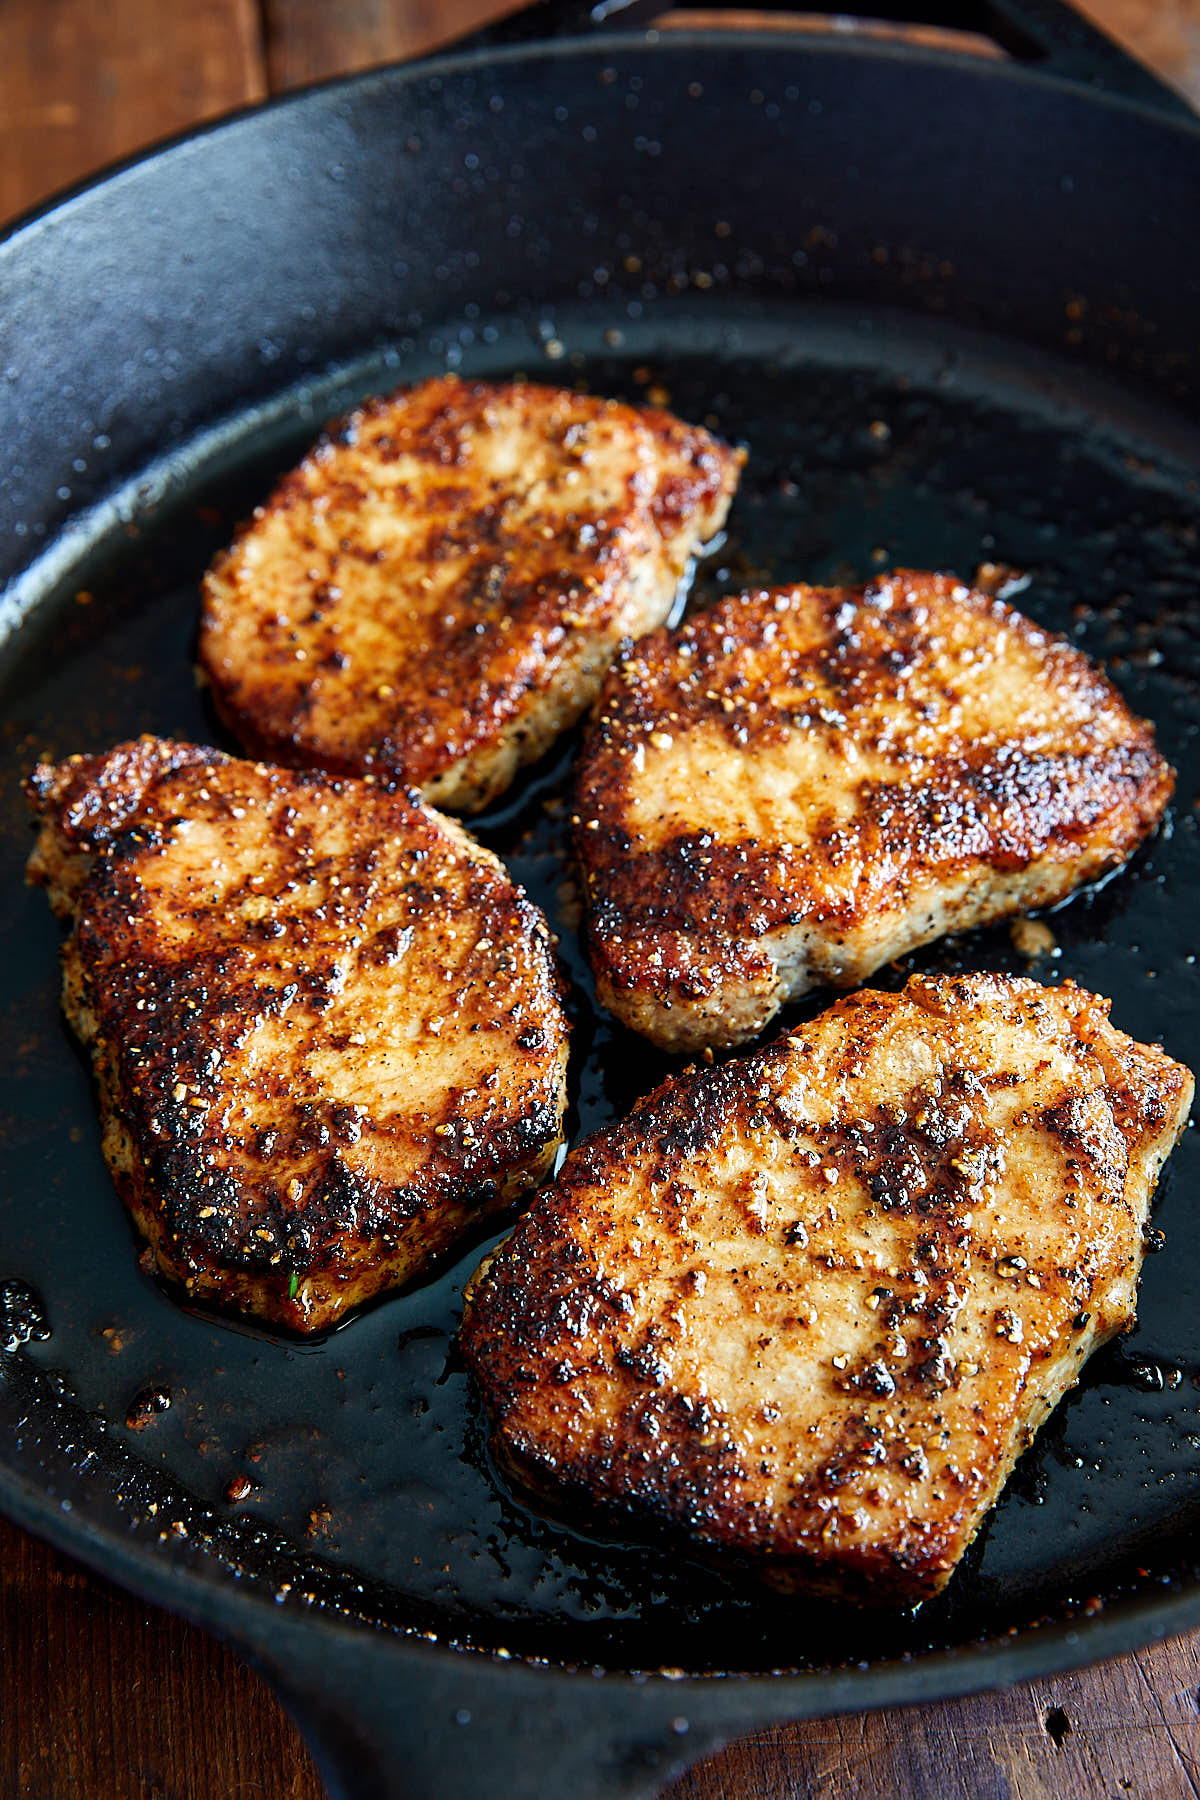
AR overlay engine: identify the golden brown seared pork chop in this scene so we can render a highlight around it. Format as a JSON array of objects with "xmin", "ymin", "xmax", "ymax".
[
  {"xmin": 199, "ymin": 376, "xmax": 743, "ymax": 812},
  {"xmin": 576, "ymin": 571, "xmax": 1174, "ymax": 1051},
  {"xmin": 461, "ymin": 973, "xmax": 1192, "ymax": 1606},
  {"xmin": 27, "ymin": 736, "xmax": 570, "ymax": 1332}
]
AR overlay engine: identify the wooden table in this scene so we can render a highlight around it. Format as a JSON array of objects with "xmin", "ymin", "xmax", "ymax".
[{"xmin": 3, "ymin": 3, "xmax": 1200, "ymax": 1796}]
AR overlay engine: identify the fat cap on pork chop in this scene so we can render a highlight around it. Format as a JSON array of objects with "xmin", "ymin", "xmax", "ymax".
[
  {"xmin": 26, "ymin": 736, "xmax": 570, "ymax": 1332},
  {"xmin": 200, "ymin": 376, "xmax": 743, "ymax": 812},
  {"xmin": 576, "ymin": 571, "xmax": 1174, "ymax": 1051},
  {"xmin": 461, "ymin": 973, "xmax": 1193, "ymax": 1605}
]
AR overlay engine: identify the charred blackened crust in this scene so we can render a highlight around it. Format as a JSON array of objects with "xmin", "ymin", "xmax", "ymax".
[
  {"xmin": 460, "ymin": 973, "xmax": 1193, "ymax": 1605},
  {"xmin": 26, "ymin": 736, "xmax": 571, "ymax": 1332},
  {"xmin": 25, "ymin": 738, "xmax": 220, "ymax": 914}
]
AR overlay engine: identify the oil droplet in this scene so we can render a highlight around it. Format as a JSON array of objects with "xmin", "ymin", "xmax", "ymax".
[
  {"xmin": 1125, "ymin": 1359, "xmax": 1177, "ymax": 1393},
  {"xmin": 126, "ymin": 1386, "xmax": 172, "ymax": 1430},
  {"xmin": 0, "ymin": 1281, "xmax": 50, "ymax": 1352}
]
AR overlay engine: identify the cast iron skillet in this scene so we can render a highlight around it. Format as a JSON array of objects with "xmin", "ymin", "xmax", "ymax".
[{"xmin": 1, "ymin": 1, "xmax": 1198, "ymax": 1793}]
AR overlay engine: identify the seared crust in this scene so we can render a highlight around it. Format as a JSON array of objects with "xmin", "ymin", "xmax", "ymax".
[
  {"xmin": 576, "ymin": 571, "xmax": 1175, "ymax": 1051},
  {"xmin": 26, "ymin": 737, "xmax": 570, "ymax": 1332},
  {"xmin": 460, "ymin": 974, "xmax": 1193, "ymax": 1605},
  {"xmin": 199, "ymin": 376, "xmax": 743, "ymax": 812}
]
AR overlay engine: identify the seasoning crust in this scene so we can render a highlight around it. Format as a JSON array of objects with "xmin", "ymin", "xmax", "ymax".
[
  {"xmin": 576, "ymin": 572, "xmax": 1174, "ymax": 1051},
  {"xmin": 200, "ymin": 376, "xmax": 743, "ymax": 812},
  {"xmin": 26, "ymin": 736, "xmax": 570, "ymax": 1331},
  {"xmin": 460, "ymin": 973, "xmax": 1193, "ymax": 1604}
]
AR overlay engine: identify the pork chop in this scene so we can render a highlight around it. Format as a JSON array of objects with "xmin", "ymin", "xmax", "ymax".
[
  {"xmin": 26, "ymin": 736, "xmax": 570, "ymax": 1332},
  {"xmin": 200, "ymin": 376, "xmax": 743, "ymax": 812},
  {"xmin": 576, "ymin": 571, "xmax": 1174, "ymax": 1051},
  {"xmin": 460, "ymin": 973, "xmax": 1192, "ymax": 1605}
]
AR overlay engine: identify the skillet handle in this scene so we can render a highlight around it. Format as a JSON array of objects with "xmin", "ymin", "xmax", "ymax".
[
  {"xmin": 247, "ymin": 1627, "xmax": 749, "ymax": 1800},
  {"xmin": 968, "ymin": 0, "xmax": 1195, "ymax": 111},
  {"xmin": 467, "ymin": 0, "xmax": 1194, "ymax": 117}
]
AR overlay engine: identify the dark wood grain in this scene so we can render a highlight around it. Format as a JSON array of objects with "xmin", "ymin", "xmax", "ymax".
[
  {"xmin": 0, "ymin": 1512, "xmax": 325, "ymax": 1800},
  {"xmin": 4, "ymin": 1, "xmax": 1200, "ymax": 1797},
  {"xmin": 664, "ymin": 1640, "xmax": 1200, "ymax": 1798},
  {"xmin": 0, "ymin": 0, "xmax": 264, "ymax": 223},
  {"xmin": 261, "ymin": 0, "xmax": 513, "ymax": 88},
  {"xmin": 1075, "ymin": 0, "xmax": 1200, "ymax": 103}
]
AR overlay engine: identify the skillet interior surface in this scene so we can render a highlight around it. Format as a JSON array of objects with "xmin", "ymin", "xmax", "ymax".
[{"xmin": 2, "ymin": 293, "xmax": 1198, "ymax": 1681}]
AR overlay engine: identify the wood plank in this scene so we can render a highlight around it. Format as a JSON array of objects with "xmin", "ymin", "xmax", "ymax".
[
  {"xmin": 261, "ymin": 0, "xmax": 516, "ymax": 90},
  {"xmin": 1073, "ymin": 0, "xmax": 1200, "ymax": 106},
  {"xmin": 0, "ymin": 0, "xmax": 265, "ymax": 225},
  {"xmin": 0, "ymin": 1513, "xmax": 325, "ymax": 1800},
  {"xmin": 667, "ymin": 1636, "xmax": 1200, "ymax": 1798}
]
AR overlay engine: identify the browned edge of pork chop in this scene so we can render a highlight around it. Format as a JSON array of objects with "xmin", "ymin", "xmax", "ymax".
[
  {"xmin": 200, "ymin": 376, "xmax": 744, "ymax": 812},
  {"xmin": 461, "ymin": 973, "xmax": 1193, "ymax": 1605},
  {"xmin": 27, "ymin": 736, "xmax": 571, "ymax": 1332}
]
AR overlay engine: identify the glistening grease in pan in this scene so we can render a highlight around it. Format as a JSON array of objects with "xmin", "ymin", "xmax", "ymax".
[{"xmin": 1, "ymin": 314, "xmax": 1197, "ymax": 1671}]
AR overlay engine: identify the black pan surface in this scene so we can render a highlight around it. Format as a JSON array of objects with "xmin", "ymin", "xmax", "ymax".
[{"xmin": 1, "ymin": 25, "xmax": 1198, "ymax": 1799}]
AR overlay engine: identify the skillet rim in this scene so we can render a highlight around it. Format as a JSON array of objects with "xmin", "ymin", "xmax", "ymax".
[
  {"xmin": 5, "ymin": 1443, "xmax": 1200, "ymax": 1705},
  {"xmin": 2, "ymin": 20, "xmax": 1200, "ymax": 264}
]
